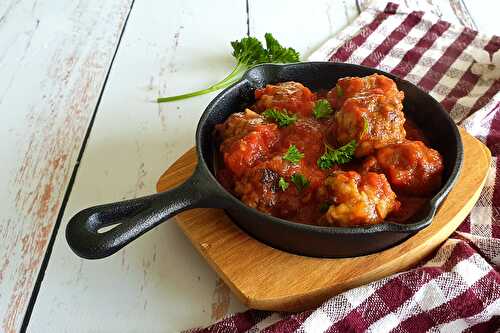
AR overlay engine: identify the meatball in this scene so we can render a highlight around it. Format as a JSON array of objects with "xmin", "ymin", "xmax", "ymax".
[
  {"xmin": 234, "ymin": 166, "xmax": 281, "ymax": 213},
  {"xmin": 216, "ymin": 109, "xmax": 265, "ymax": 140},
  {"xmin": 367, "ymin": 140, "xmax": 444, "ymax": 195},
  {"xmin": 332, "ymin": 93, "xmax": 406, "ymax": 157},
  {"xmin": 254, "ymin": 81, "xmax": 316, "ymax": 116},
  {"xmin": 280, "ymin": 118, "xmax": 327, "ymax": 164},
  {"xmin": 234, "ymin": 155, "xmax": 326, "ymax": 216},
  {"xmin": 327, "ymin": 74, "xmax": 404, "ymax": 109},
  {"xmin": 216, "ymin": 109, "xmax": 279, "ymax": 176},
  {"xmin": 319, "ymin": 171, "xmax": 399, "ymax": 227}
]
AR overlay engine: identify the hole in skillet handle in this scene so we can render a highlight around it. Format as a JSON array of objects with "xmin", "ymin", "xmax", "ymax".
[{"xmin": 65, "ymin": 166, "xmax": 225, "ymax": 259}]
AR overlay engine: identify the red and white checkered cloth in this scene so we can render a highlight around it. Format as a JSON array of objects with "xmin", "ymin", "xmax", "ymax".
[{"xmin": 188, "ymin": 1, "xmax": 500, "ymax": 331}]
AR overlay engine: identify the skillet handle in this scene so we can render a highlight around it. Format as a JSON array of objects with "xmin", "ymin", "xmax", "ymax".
[{"xmin": 66, "ymin": 173, "xmax": 213, "ymax": 259}]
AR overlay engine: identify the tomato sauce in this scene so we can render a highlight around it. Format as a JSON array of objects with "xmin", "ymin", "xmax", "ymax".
[{"xmin": 215, "ymin": 75, "xmax": 444, "ymax": 227}]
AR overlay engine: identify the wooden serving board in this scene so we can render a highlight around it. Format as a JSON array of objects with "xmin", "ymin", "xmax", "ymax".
[{"xmin": 156, "ymin": 128, "xmax": 490, "ymax": 312}]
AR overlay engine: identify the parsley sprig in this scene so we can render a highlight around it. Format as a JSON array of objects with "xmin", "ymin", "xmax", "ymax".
[
  {"xmin": 317, "ymin": 140, "xmax": 357, "ymax": 169},
  {"xmin": 262, "ymin": 108, "xmax": 296, "ymax": 127},
  {"xmin": 313, "ymin": 99, "xmax": 334, "ymax": 119},
  {"xmin": 157, "ymin": 33, "xmax": 300, "ymax": 103},
  {"xmin": 361, "ymin": 117, "xmax": 369, "ymax": 138},
  {"xmin": 319, "ymin": 202, "xmax": 331, "ymax": 213},
  {"xmin": 291, "ymin": 173, "xmax": 310, "ymax": 192},
  {"xmin": 283, "ymin": 145, "xmax": 304, "ymax": 164},
  {"xmin": 278, "ymin": 177, "xmax": 289, "ymax": 191},
  {"xmin": 336, "ymin": 84, "xmax": 344, "ymax": 97}
]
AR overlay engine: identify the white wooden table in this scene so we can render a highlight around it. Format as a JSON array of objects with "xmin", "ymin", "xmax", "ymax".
[{"xmin": 0, "ymin": 0, "xmax": 496, "ymax": 331}]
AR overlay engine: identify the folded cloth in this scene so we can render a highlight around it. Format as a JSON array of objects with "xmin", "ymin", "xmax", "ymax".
[{"xmin": 187, "ymin": 1, "xmax": 500, "ymax": 331}]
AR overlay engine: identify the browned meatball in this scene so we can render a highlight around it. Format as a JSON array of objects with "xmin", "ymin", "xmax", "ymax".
[
  {"xmin": 327, "ymin": 74, "xmax": 404, "ymax": 109},
  {"xmin": 366, "ymin": 140, "xmax": 444, "ymax": 195},
  {"xmin": 254, "ymin": 81, "xmax": 316, "ymax": 116},
  {"xmin": 233, "ymin": 154, "xmax": 326, "ymax": 215},
  {"xmin": 318, "ymin": 171, "xmax": 399, "ymax": 227},
  {"xmin": 234, "ymin": 165, "xmax": 281, "ymax": 213},
  {"xmin": 215, "ymin": 109, "xmax": 280, "ymax": 176},
  {"xmin": 332, "ymin": 93, "xmax": 406, "ymax": 157},
  {"xmin": 216, "ymin": 109, "xmax": 266, "ymax": 140}
]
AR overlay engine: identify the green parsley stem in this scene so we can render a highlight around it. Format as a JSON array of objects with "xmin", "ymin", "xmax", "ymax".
[{"xmin": 157, "ymin": 64, "xmax": 245, "ymax": 103}]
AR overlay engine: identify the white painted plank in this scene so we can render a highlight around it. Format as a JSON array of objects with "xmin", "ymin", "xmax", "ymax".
[
  {"xmin": 28, "ymin": 0, "xmax": 359, "ymax": 331},
  {"xmin": 249, "ymin": 0, "xmax": 359, "ymax": 59},
  {"xmin": 0, "ymin": 1, "xmax": 132, "ymax": 332},
  {"xmin": 463, "ymin": 0, "xmax": 499, "ymax": 36},
  {"xmin": 430, "ymin": 0, "xmax": 477, "ymax": 28},
  {"xmin": 27, "ymin": 0, "xmax": 249, "ymax": 332}
]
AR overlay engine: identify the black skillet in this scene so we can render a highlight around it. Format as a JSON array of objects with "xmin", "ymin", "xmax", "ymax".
[{"xmin": 66, "ymin": 62, "xmax": 463, "ymax": 259}]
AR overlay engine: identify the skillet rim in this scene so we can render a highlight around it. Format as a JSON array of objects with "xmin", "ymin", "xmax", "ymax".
[{"xmin": 195, "ymin": 62, "xmax": 464, "ymax": 235}]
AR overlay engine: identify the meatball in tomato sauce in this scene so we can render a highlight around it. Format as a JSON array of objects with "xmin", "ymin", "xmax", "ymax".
[
  {"xmin": 254, "ymin": 81, "xmax": 316, "ymax": 116},
  {"xmin": 216, "ymin": 109, "xmax": 279, "ymax": 176},
  {"xmin": 327, "ymin": 73, "xmax": 404, "ymax": 110},
  {"xmin": 280, "ymin": 118, "xmax": 329, "ymax": 166},
  {"xmin": 333, "ymin": 93, "xmax": 406, "ymax": 157},
  {"xmin": 233, "ymin": 154, "xmax": 326, "ymax": 221},
  {"xmin": 318, "ymin": 171, "xmax": 399, "ymax": 227},
  {"xmin": 216, "ymin": 76, "xmax": 444, "ymax": 227},
  {"xmin": 364, "ymin": 140, "xmax": 444, "ymax": 195},
  {"xmin": 329, "ymin": 73, "xmax": 406, "ymax": 157}
]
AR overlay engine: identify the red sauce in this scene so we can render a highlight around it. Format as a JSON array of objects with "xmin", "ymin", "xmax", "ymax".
[{"xmin": 215, "ymin": 75, "xmax": 444, "ymax": 227}]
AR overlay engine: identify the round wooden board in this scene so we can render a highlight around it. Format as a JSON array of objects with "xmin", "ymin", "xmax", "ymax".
[{"xmin": 156, "ymin": 128, "xmax": 490, "ymax": 312}]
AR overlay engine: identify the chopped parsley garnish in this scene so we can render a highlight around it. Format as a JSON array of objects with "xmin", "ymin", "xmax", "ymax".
[
  {"xmin": 278, "ymin": 177, "xmax": 289, "ymax": 191},
  {"xmin": 291, "ymin": 173, "xmax": 310, "ymax": 192},
  {"xmin": 319, "ymin": 202, "xmax": 331, "ymax": 213},
  {"xmin": 317, "ymin": 140, "xmax": 357, "ymax": 169},
  {"xmin": 361, "ymin": 117, "xmax": 369, "ymax": 138},
  {"xmin": 157, "ymin": 33, "xmax": 300, "ymax": 103},
  {"xmin": 283, "ymin": 145, "xmax": 304, "ymax": 164},
  {"xmin": 262, "ymin": 108, "xmax": 297, "ymax": 127},
  {"xmin": 336, "ymin": 84, "xmax": 344, "ymax": 97},
  {"xmin": 313, "ymin": 99, "xmax": 334, "ymax": 119}
]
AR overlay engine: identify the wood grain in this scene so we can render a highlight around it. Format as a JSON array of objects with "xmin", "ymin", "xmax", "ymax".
[
  {"xmin": 25, "ymin": 1, "xmax": 361, "ymax": 331},
  {"xmin": 21, "ymin": 0, "xmax": 497, "ymax": 330},
  {"xmin": 157, "ymin": 129, "xmax": 490, "ymax": 311},
  {"xmin": 249, "ymin": 0, "xmax": 359, "ymax": 59},
  {"xmin": 0, "ymin": 1, "xmax": 132, "ymax": 331},
  {"xmin": 26, "ymin": 0, "xmax": 249, "ymax": 332},
  {"xmin": 462, "ymin": 0, "xmax": 497, "ymax": 35}
]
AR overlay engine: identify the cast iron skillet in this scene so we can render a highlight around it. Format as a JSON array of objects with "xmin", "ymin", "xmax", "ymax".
[{"xmin": 66, "ymin": 62, "xmax": 463, "ymax": 259}]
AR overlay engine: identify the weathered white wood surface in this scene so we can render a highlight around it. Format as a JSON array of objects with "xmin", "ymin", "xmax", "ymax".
[
  {"xmin": 464, "ymin": 0, "xmax": 497, "ymax": 35},
  {"xmin": 249, "ymin": 0, "xmax": 359, "ymax": 59},
  {"xmin": 26, "ymin": 0, "xmax": 359, "ymax": 332},
  {"xmin": 0, "ymin": 0, "xmax": 493, "ymax": 331},
  {"xmin": 27, "ymin": 0, "xmax": 249, "ymax": 332},
  {"xmin": 0, "ymin": 1, "xmax": 132, "ymax": 332}
]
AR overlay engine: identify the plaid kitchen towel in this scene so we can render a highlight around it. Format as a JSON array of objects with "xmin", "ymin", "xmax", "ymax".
[{"xmin": 188, "ymin": 1, "xmax": 500, "ymax": 332}]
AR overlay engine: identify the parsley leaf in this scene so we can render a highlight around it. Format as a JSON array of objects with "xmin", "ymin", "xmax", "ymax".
[
  {"xmin": 291, "ymin": 173, "xmax": 310, "ymax": 192},
  {"xmin": 313, "ymin": 99, "xmax": 334, "ymax": 119},
  {"xmin": 319, "ymin": 202, "xmax": 331, "ymax": 213},
  {"xmin": 231, "ymin": 36, "xmax": 268, "ymax": 66},
  {"xmin": 262, "ymin": 108, "xmax": 296, "ymax": 127},
  {"xmin": 278, "ymin": 177, "xmax": 289, "ymax": 191},
  {"xmin": 361, "ymin": 117, "xmax": 369, "ymax": 138},
  {"xmin": 283, "ymin": 145, "xmax": 304, "ymax": 164},
  {"xmin": 336, "ymin": 84, "xmax": 344, "ymax": 97},
  {"xmin": 264, "ymin": 33, "xmax": 300, "ymax": 63},
  {"xmin": 158, "ymin": 33, "xmax": 300, "ymax": 103},
  {"xmin": 317, "ymin": 140, "xmax": 357, "ymax": 169}
]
